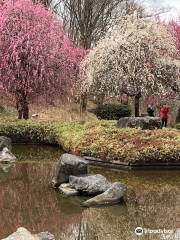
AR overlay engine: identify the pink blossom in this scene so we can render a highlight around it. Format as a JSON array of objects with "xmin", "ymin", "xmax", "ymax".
[{"xmin": 0, "ymin": 0, "xmax": 86, "ymax": 117}]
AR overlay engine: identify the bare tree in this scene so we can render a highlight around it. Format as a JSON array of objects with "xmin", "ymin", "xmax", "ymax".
[
  {"xmin": 51, "ymin": 0, "xmax": 137, "ymax": 112},
  {"xmin": 32, "ymin": 0, "xmax": 54, "ymax": 7},
  {"xmin": 54, "ymin": 0, "xmax": 137, "ymax": 49}
]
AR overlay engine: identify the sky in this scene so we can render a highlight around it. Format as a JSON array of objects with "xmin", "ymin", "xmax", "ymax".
[{"xmin": 143, "ymin": 0, "xmax": 180, "ymax": 21}]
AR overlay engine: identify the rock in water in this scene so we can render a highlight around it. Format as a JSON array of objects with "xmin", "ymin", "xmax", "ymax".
[
  {"xmin": 0, "ymin": 147, "xmax": 16, "ymax": 163},
  {"xmin": 2, "ymin": 227, "xmax": 37, "ymax": 240},
  {"xmin": 52, "ymin": 153, "xmax": 89, "ymax": 188},
  {"xmin": 2, "ymin": 227, "xmax": 55, "ymax": 240},
  {"xmin": 36, "ymin": 232, "xmax": 55, "ymax": 240},
  {"xmin": 0, "ymin": 137, "xmax": 16, "ymax": 171},
  {"xmin": 117, "ymin": 117, "xmax": 162, "ymax": 130},
  {"xmin": 0, "ymin": 136, "xmax": 12, "ymax": 151},
  {"xmin": 59, "ymin": 183, "xmax": 79, "ymax": 196},
  {"xmin": 69, "ymin": 174, "xmax": 111, "ymax": 195},
  {"xmin": 82, "ymin": 182, "xmax": 127, "ymax": 207}
]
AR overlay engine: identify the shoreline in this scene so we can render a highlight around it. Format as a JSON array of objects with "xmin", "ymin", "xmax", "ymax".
[{"xmin": 0, "ymin": 119, "xmax": 179, "ymax": 169}]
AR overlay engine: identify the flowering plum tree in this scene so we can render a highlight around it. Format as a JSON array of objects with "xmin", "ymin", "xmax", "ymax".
[
  {"xmin": 81, "ymin": 13, "xmax": 180, "ymax": 116},
  {"xmin": 169, "ymin": 19, "xmax": 180, "ymax": 54},
  {"xmin": 0, "ymin": 0, "xmax": 85, "ymax": 119},
  {"xmin": 168, "ymin": 19, "xmax": 180, "ymax": 119}
]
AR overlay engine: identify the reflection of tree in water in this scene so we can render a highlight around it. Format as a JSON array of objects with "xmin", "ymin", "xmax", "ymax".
[
  {"xmin": 12, "ymin": 145, "xmax": 62, "ymax": 163},
  {"xmin": 1, "ymin": 163, "xmax": 180, "ymax": 240},
  {"xmin": 66, "ymin": 189, "xmax": 180, "ymax": 240},
  {"xmin": 127, "ymin": 188, "xmax": 179, "ymax": 225},
  {"xmin": 124, "ymin": 187, "xmax": 180, "ymax": 240},
  {"xmin": 60, "ymin": 206, "xmax": 132, "ymax": 240},
  {"xmin": 0, "ymin": 163, "xmax": 83, "ymax": 239},
  {"xmin": 82, "ymin": 168, "xmax": 180, "ymax": 240}
]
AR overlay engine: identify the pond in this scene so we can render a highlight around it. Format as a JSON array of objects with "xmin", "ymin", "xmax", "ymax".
[{"xmin": 0, "ymin": 145, "xmax": 180, "ymax": 240}]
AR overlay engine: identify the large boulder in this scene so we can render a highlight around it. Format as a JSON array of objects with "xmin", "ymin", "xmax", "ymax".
[
  {"xmin": 0, "ymin": 147, "xmax": 16, "ymax": 164},
  {"xmin": 52, "ymin": 153, "xmax": 89, "ymax": 188},
  {"xmin": 69, "ymin": 174, "xmax": 111, "ymax": 195},
  {"xmin": 82, "ymin": 182, "xmax": 127, "ymax": 207},
  {"xmin": 2, "ymin": 227, "xmax": 55, "ymax": 240},
  {"xmin": 117, "ymin": 117, "xmax": 162, "ymax": 130},
  {"xmin": 0, "ymin": 136, "xmax": 12, "ymax": 151}
]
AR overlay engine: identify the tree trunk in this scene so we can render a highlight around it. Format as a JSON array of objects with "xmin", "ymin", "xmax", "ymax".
[
  {"xmin": 18, "ymin": 109, "xmax": 23, "ymax": 119},
  {"xmin": 96, "ymin": 94, "xmax": 105, "ymax": 108},
  {"xmin": 80, "ymin": 93, "xmax": 87, "ymax": 113},
  {"xmin": 134, "ymin": 93, "xmax": 141, "ymax": 117},
  {"xmin": 176, "ymin": 107, "xmax": 180, "ymax": 123},
  {"xmin": 23, "ymin": 102, "xmax": 29, "ymax": 120},
  {"xmin": 16, "ymin": 97, "xmax": 29, "ymax": 120}
]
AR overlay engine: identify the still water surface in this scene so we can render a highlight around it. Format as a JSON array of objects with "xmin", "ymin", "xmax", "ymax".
[{"xmin": 0, "ymin": 145, "xmax": 180, "ymax": 240}]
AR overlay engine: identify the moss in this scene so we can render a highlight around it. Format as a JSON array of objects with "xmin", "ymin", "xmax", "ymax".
[{"xmin": 0, "ymin": 117, "xmax": 179, "ymax": 163}]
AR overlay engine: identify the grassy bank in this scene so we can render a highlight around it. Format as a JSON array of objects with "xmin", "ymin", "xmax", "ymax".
[{"xmin": 0, "ymin": 112, "xmax": 180, "ymax": 164}]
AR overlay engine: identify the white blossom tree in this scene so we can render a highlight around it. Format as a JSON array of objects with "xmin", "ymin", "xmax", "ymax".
[{"xmin": 80, "ymin": 13, "xmax": 180, "ymax": 116}]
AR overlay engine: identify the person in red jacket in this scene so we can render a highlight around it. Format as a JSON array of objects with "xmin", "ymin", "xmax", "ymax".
[{"xmin": 160, "ymin": 103, "xmax": 169, "ymax": 127}]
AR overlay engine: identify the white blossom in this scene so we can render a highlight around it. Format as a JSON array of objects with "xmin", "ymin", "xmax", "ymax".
[{"xmin": 80, "ymin": 13, "xmax": 180, "ymax": 97}]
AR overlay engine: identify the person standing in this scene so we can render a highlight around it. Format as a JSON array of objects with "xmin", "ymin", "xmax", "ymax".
[{"xmin": 160, "ymin": 103, "xmax": 169, "ymax": 127}]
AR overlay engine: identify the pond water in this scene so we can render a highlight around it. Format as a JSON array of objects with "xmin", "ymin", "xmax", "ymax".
[{"xmin": 0, "ymin": 145, "xmax": 180, "ymax": 240}]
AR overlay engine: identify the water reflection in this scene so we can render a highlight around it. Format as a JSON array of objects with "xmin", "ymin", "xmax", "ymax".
[
  {"xmin": 0, "ymin": 163, "xmax": 83, "ymax": 239},
  {"xmin": 12, "ymin": 144, "xmax": 63, "ymax": 163},
  {"xmin": 1, "ymin": 145, "xmax": 180, "ymax": 240}
]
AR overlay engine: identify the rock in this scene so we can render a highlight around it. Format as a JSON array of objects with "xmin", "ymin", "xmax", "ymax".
[
  {"xmin": 59, "ymin": 183, "xmax": 79, "ymax": 196},
  {"xmin": 82, "ymin": 182, "xmax": 127, "ymax": 207},
  {"xmin": 69, "ymin": 174, "xmax": 111, "ymax": 195},
  {"xmin": 2, "ymin": 227, "xmax": 55, "ymax": 240},
  {"xmin": 0, "ymin": 138, "xmax": 16, "ymax": 171},
  {"xmin": 52, "ymin": 153, "xmax": 89, "ymax": 188},
  {"xmin": 0, "ymin": 136, "xmax": 12, "ymax": 151},
  {"xmin": 36, "ymin": 232, "xmax": 55, "ymax": 240},
  {"xmin": 31, "ymin": 114, "xmax": 38, "ymax": 120},
  {"xmin": 0, "ymin": 147, "xmax": 16, "ymax": 164},
  {"xmin": 0, "ymin": 161, "xmax": 15, "ymax": 173},
  {"xmin": 2, "ymin": 227, "xmax": 37, "ymax": 240},
  {"xmin": 117, "ymin": 117, "xmax": 162, "ymax": 130}
]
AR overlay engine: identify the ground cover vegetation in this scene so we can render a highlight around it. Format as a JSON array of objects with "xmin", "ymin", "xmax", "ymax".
[{"xmin": 0, "ymin": 110, "xmax": 179, "ymax": 163}]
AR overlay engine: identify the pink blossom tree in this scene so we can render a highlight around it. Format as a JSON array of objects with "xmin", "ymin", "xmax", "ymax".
[
  {"xmin": 169, "ymin": 19, "xmax": 180, "ymax": 54},
  {"xmin": 0, "ymin": 0, "xmax": 85, "ymax": 119}
]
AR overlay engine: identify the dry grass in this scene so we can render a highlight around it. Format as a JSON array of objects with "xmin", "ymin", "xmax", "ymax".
[
  {"xmin": 0, "ymin": 102, "xmax": 97, "ymax": 123},
  {"xmin": 30, "ymin": 102, "xmax": 97, "ymax": 122}
]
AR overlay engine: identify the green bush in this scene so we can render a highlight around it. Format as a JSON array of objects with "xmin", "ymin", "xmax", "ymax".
[{"xmin": 93, "ymin": 104, "xmax": 131, "ymax": 120}]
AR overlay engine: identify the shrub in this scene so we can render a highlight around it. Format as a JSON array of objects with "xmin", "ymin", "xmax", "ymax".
[{"xmin": 93, "ymin": 104, "xmax": 131, "ymax": 120}]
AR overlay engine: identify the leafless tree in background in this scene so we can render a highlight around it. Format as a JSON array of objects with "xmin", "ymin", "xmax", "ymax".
[
  {"xmin": 53, "ymin": 0, "xmax": 137, "ymax": 49},
  {"xmin": 32, "ymin": 0, "xmax": 54, "ymax": 7},
  {"xmin": 52, "ymin": 0, "xmax": 138, "ymax": 112},
  {"xmin": 32, "ymin": 0, "xmax": 147, "ymax": 112}
]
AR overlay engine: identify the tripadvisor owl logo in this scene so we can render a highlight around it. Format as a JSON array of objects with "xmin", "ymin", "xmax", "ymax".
[{"xmin": 135, "ymin": 227, "xmax": 144, "ymax": 236}]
